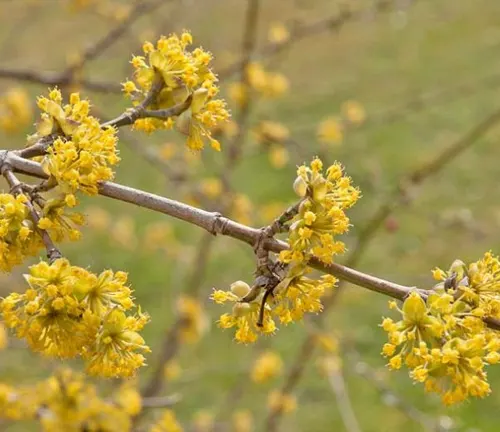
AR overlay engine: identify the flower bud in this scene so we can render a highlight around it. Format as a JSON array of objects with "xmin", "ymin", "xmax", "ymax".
[
  {"xmin": 232, "ymin": 302, "xmax": 252, "ymax": 317},
  {"xmin": 293, "ymin": 176, "xmax": 307, "ymax": 197},
  {"xmin": 230, "ymin": 280, "xmax": 251, "ymax": 298}
]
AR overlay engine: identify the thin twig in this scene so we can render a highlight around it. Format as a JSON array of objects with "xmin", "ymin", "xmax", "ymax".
[
  {"xmin": 1, "ymin": 167, "xmax": 62, "ymax": 263},
  {"xmin": 63, "ymin": 0, "xmax": 169, "ymax": 78},
  {"xmin": 218, "ymin": 0, "xmax": 413, "ymax": 79}
]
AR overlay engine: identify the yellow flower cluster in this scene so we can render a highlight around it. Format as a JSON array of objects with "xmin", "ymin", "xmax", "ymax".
[
  {"xmin": 0, "ymin": 369, "xmax": 142, "ymax": 429},
  {"xmin": 280, "ymin": 158, "xmax": 360, "ymax": 265},
  {"xmin": 1, "ymin": 258, "xmax": 150, "ymax": 377},
  {"xmin": 0, "ymin": 87, "xmax": 32, "ymax": 133},
  {"xmin": 123, "ymin": 32, "xmax": 229, "ymax": 151},
  {"xmin": 251, "ymin": 350, "xmax": 283, "ymax": 383},
  {"xmin": 0, "ymin": 193, "xmax": 44, "ymax": 272},
  {"xmin": 34, "ymin": 89, "xmax": 119, "ymax": 195},
  {"xmin": 382, "ymin": 252, "xmax": 500, "ymax": 405},
  {"xmin": 211, "ymin": 269, "xmax": 337, "ymax": 343}
]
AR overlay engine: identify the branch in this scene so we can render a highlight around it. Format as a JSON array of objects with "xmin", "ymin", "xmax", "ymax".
[
  {"xmin": 0, "ymin": 67, "xmax": 121, "ymax": 93},
  {"xmin": 3, "ymin": 151, "xmax": 499, "ymax": 332}
]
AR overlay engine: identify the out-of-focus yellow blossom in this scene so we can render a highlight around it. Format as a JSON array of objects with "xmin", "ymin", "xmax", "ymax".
[
  {"xmin": 0, "ymin": 382, "xmax": 37, "ymax": 420},
  {"xmin": 0, "ymin": 322, "xmax": 6, "ymax": 349},
  {"xmin": 39, "ymin": 368, "xmax": 132, "ymax": 430},
  {"xmin": 0, "ymin": 368, "xmax": 141, "ymax": 425},
  {"xmin": 33, "ymin": 89, "xmax": 119, "ymax": 195},
  {"xmin": 192, "ymin": 409, "xmax": 214, "ymax": 432},
  {"xmin": 232, "ymin": 409, "xmax": 253, "ymax": 432},
  {"xmin": 159, "ymin": 142, "xmax": 178, "ymax": 161},
  {"xmin": 268, "ymin": 22, "xmax": 290, "ymax": 44},
  {"xmin": 229, "ymin": 193, "xmax": 253, "ymax": 226},
  {"xmin": 164, "ymin": 359, "xmax": 182, "ymax": 382},
  {"xmin": 251, "ymin": 350, "xmax": 283, "ymax": 383},
  {"xmin": 115, "ymin": 381, "xmax": 142, "ymax": 416},
  {"xmin": 228, "ymin": 81, "xmax": 249, "ymax": 107},
  {"xmin": 200, "ymin": 177, "xmax": 223, "ymax": 199},
  {"xmin": 0, "ymin": 87, "xmax": 32, "ymax": 133},
  {"xmin": 317, "ymin": 117, "xmax": 343, "ymax": 145},
  {"xmin": 125, "ymin": 33, "xmax": 230, "ymax": 150},
  {"xmin": 96, "ymin": 1, "xmax": 132, "ymax": 21},
  {"xmin": 255, "ymin": 121, "xmax": 290, "ymax": 144},
  {"xmin": 317, "ymin": 354, "xmax": 343, "ymax": 376},
  {"xmin": 382, "ymin": 253, "xmax": 500, "ymax": 405},
  {"xmin": 150, "ymin": 409, "xmax": 183, "ymax": 432},
  {"xmin": 84, "ymin": 205, "xmax": 111, "ymax": 231},
  {"xmin": 1, "ymin": 259, "xmax": 150, "ymax": 377},
  {"xmin": 267, "ymin": 391, "xmax": 297, "ymax": 414},
  {"xmin": 211, "ymin": 280, "xmax": 276, "ymax": 344},
  {"xmin": 315, "ymin": 333, "xmax": 339, "ymax": 353},
  {"xmin": 176, "ymin": 295, "xmax": 208, "ymax": 343},
  {"xmin": 269, "ymin": 145, "xmax": 289, "ymax": 169},
  {"xmin": 111, "ymin": 215, "xmax": 137, "ymax": 250},
  {"xmin": 0, "ymin": 193, "xmax": 43, "ymax": 272},
  {"xmin": 280, "ymin": 158, "xmax": 360, "ymax": 265},
  {"xmin": 245, "ymin": 63, "xmax": 289, "ymax": 98},
  {"xmin": 142, "ymin": 222, "xmax": 175, "ymax": 253},
  {"xmin": 342, "ymin": 100, "xmax": 366, "ymax": 125}
]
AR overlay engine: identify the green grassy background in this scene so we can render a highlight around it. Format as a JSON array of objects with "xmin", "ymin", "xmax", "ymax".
[{"xmin": 2, "ymin": 0, "xmax": 500, "ymax": 430}]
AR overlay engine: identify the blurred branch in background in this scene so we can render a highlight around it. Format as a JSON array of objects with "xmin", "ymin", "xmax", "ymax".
[
  {"xmin": 219, "ymin": 0, "xmax": 416, "ymax": 79},
  {"xmin": 344, "ymin": 348, "xmax": 447, "ymax": 432},
  {"xmin": 326, "ymin": 363, "xmax": 362, "ymax": 432},
  {"xmin": 263, "ymin": 107, "xmax": 500, "ymax": 431},
  {"xmin": 140, "ymin": 0, "xmax": 263, "ymax": 406}
]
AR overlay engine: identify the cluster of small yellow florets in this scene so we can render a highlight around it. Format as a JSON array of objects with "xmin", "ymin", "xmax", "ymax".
[
  {"xmin": 33, "ymin": 88, "xmax": 119, "ymax": 195},
  {"xmin": 381, "ymin": 252, "xmax": 500, "ymax": 405},
  {"xmin": 123, "ymin": 32, "xmax": 230, "ymax": 151},
  {"xmin": 211, "ymin": 268, "xmax": 337, "ymax": 344},
  {"xmin": 0, "ymin": 191, "xmax": 86, "ymax": 272},
  {"xmin": 0, "ymin": 258, "xmax": 150, "ymax": 377},
  {"xmin": 0, "ymin": 369, "xmax": 142, "ymax": 429},
  {"xmin": 0, "ymin": 193, "xmax": 43, "ymax": 272},
  {"xmin": 280, "ymin": 157, "xmax": 360, "ymax": 265},
  {"xmin": 0, "ymin": 87, "xmax": 32, "ymax": 133}
]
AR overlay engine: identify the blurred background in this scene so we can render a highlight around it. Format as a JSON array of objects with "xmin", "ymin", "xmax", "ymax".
[{"xmin": 1, "ymin": 0, "xmax": 500, "ymax": 431}]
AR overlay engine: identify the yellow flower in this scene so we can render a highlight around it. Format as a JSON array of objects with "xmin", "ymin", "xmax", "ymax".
[
  {"xmin": 268, "ymin": 22, "xmax": 290, "ymax": 44},
  {"xmin": 317, "ymin": 117, "xmax": 343, "ymax": 145},
  {"xmin": 342, "ymin": 100, "xmax": 366, "ymax": 125},
  {"xmin": 251, "ymin": 350, "xmax": 283, "ymax": 383},
  {"xmin": 0, "ymin": 87, "xmax": 32, "ymax": 133}
]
